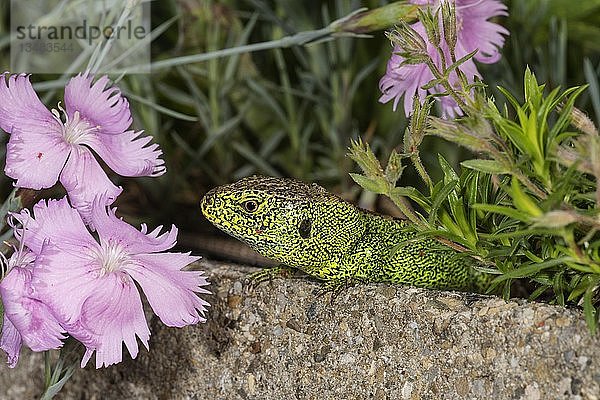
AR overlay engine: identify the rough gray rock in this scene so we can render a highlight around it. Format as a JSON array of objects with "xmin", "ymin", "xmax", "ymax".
[{"xmin": 2, "ymin": 260, "xmax": 600, "ymax": 399}]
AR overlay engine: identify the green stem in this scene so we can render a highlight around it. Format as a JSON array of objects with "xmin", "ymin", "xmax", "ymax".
[
  {"xmin": 39, "ymin": 341, "xmax": 80, "ymax": 400},
  {"xmin": 44, "ymin": 351, "xmax": 51, "ymax": 389},
  {"xmin": 411, "ymin": 152, "xmax": 433, "ymax": 190},
  {"xmin": 115, "ymin": 27, "xmax": 333, "ymax": 73},
  {"xmin": 390, "ymin": 193, "xmax": 426, "ymax": 228},
  {"xmin": 208, "ymin": 20, "xmax": 221, "ymax": 132},
  {"xmin": 425, "ymin": 59, "xmax": 469, "ymax": 111},
  {"xmin": 513, "ymin": 170, "xmax": 547, "ymax": 199}
]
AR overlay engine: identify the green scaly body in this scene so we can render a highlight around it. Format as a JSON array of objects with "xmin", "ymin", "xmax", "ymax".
[{"xmin": 201, "ymin": 176, "xmax": 491, "ymax": 292}]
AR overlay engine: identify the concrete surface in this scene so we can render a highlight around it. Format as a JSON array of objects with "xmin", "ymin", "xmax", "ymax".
[{"xmin": 1, "ymin": 260, "xmax": 599, "ymax": 399}]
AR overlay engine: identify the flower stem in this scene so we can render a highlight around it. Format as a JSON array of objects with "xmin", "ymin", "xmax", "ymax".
[
  {"xmin": 411, "ymin": 151, "xmax": 433, "ymax": 190},
  {"xmin": 39, "ymin": 341, "xmax": 81, "ymax": 400},
  {"xmin": 513, "ymin": 171, "xmax": 547, "ymax": 199},
  {"xmin": 43, "ymin": 351, "xmax": 51, "ymax": 390},
  {"xmin": 424, "ymin": 59, "xmax": 469, "ymax": 111},
  {"xmin": 389, "ymin": 193, "xmax": 426, "ymax": 228},
  {"xmin": 116, "ymin": 27, "xmax": 334, "ymax": 74}
]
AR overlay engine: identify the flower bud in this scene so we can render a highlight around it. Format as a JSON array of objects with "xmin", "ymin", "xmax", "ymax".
[
  {"xmin": 331, "ymin": 2, "xmax": 419, "ymax": 34},
  {"xmin": 441, "ymin": 1, "xmax": 458, "ymax": 53},
  {"xmin": 418, "ymin": 8, "xmax": 441, "ymax": 47}
]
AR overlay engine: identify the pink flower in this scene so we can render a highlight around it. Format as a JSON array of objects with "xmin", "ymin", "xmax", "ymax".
[
  {"xmin": 379, "ymin": 0, "xmax": 509, "ymax": 116},
  {"xmin": 11, "ymin": 197, "xmax": 209, "ymax": 368},
  {"xmin": 0, "ymin": 246, "xmax": 66, "ymax": 368},
  {"xmin": 379, "ymin": 24, "xmax": 436, "ymax": 115},
  {"xmin": 0, "ymin": 73, "xmax": 166, "ymax": 221}
]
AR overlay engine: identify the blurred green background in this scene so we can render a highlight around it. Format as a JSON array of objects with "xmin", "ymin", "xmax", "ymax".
[{"xmin": 0, "ymin": 0, "xmax": 598, "ymax": 239}]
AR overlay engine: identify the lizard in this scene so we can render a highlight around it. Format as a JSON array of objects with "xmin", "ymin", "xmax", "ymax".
[{"xmin": 200, "ymin": 175, "xmax": 492, "ymax": 293}]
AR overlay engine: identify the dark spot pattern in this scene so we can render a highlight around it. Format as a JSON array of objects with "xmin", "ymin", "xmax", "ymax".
[{"xmin": 298, "ymin": 219, "xmax": 312, "ymax": 239}]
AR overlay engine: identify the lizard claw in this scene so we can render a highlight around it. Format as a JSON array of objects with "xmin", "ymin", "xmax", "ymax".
[
  {"xmin": 314, "ymin": 278, "xmax": 355, "ymax": 304},
  {"xmin": 247, "ymin": 265, "xmax": 294, "ymax": 288}
]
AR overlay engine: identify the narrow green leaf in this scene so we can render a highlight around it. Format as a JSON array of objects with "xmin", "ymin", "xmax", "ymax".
[
  {"xmin": 584, "ymin": 58, "xmax": 600, "ymax": 125},
  {"xmin": 510, "ymin": 177, "xmax": 543, "ymax": 217},
  {"xmin": 553, "ymin": 272, "xmax": 566, "ymax": 307},
  {"xmin": 349, "ymin": 173, "xmax": 387, "ymax": 194},
  {"xmin": 232, "ymin": 143, "xmax": 280, "ymax": 177},
  {"xmin": 437, "ymin": 154, "xmax": 459, "ymax": 183},
  {"xmin": 123, "ymin": 93, "xmax": 198, "ymax": 122},
  {"xmin": 461, "ymin": 159, "xmax": 511, "ymax": 174},
  {"xmin": 390, "ymin": 186, "xmax": 431, "ymax": 210},
  {"xmin": 414, "ymin": 228, "xmax": 475, "ymax": 249},
  {"xmin": 436, "ymin": 155, "xmax": 471, "ymax": 236},
  {"xmin": 246, "ymin": 78, "xmax": 288, "ymax": 125},
  {"xmin": 438, "ymin": 210, "xmax": 465, "ymax": 238},
  {"xmin": 196, "ymin": 107, "xmax": 248, "ymax": 157},
  {"xmin": 446, "ymin": 49, "xmax": 478, "ymax": 74},
  {"xmin": 428, "ymin": 179, "xmax": 457, "ymax": 225},
  {"xmin": 550, "ymin": 85, "xmax": 589, "ymax": 141},
  {"xmin": 524, "ymin": 67, "xmax": 541, "ymax": 105},
  {"xmin": 465, "ymin": 171, "xmax": 479, "ymax": 231},
  {"xmin": 583, "ymin": 284, "xmax": 598, "ymax": 335},
  {"xmin": 568, "ymin": 278, "xmax": 591, "ymax": 302},
  {"xmin": 224, "ymin": 13, "xmax": 259, "ymax": 82},
  {"xmin": 493, "ymin": 257, "xmax": 573, "ymax": 282},
  {"xmin": 472, "ymin": 204, "xmax": 531, "ymax": 222},
  {"xmin": 497, "ymin": 85, "xmax": 521, "ymax": 111},
  {"xmin": 479, "ymin": 228, "xmax": 557, "ymax": 240},
  {"xmin": 529, "ymin": 285, "xmax": 550, "ymax": 301},
  {"xmin": 40, "ymin": 365, "xmax": 76, "ymax": 400},
  {"xmin": 421, "ymin": 78, "xmax": 446, "ymax": 90}
]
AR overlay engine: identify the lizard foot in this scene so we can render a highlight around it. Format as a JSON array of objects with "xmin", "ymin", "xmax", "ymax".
[
  {"xmin": 247, "ymin": 265, "xmax": 294, "ymax": 288},
  {"xmin": 314, "ymin": 278, "xmax": 355, "ymax": 303}
]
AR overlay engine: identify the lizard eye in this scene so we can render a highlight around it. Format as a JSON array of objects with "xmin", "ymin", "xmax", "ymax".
[{"xmin": 243, "ymin": 200, "xmax": 259, "ymax": 213}]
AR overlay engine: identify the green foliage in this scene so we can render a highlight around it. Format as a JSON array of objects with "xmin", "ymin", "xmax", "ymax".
[{"xmin": 350, "ymin": 17, "xmax": 600, "ymax": 331}]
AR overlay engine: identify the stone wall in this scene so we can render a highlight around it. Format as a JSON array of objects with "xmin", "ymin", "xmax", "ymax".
[{"xmin": 1, "ymin": 260, "xmax": 599, "ymax": 399}]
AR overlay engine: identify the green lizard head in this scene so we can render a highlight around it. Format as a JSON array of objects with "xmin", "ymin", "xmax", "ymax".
[{"xmin": 201, "ymin": 176, "xmax": 366, "ymax": 271}]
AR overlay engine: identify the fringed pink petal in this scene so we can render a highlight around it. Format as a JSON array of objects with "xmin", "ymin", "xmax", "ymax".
[
  {"xmin": 59, "ymin": 146, "xmax": 122, "ymax": 224},
  {"xmin": 64, "ymin": 73, "xmax": 132, "ymax": 136},
  {"xmin": 127, "ymin": 253, "xmax": 209, "ymax": 327},
  {"xmin": 82, "ymin": 130, "xmax": 165, "ymax": 177},
  {"xmin": 0, "ymin": 73, "xmax": 57, "ymax": 136},
  {"xmin": 91, "ymin": 204, "xmax": 178, "ymax": 254},
  {"xmin": 0, "ymin": 317, "xmax": 22, "ymax": 368},
  {"xmin": 10, "ymin": 197, "xmax": 96, "ymax": 254}
]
